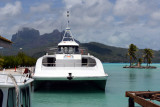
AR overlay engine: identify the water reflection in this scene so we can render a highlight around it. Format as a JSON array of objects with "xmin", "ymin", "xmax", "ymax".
[
  {"xmin": 128, "ymin": 69, "xmax": 136, "ymax": 81},
  {"xmin": 127, "ymin": 69, "xmax": 137, "ymax": 90},
  {"xmin": 32, "ymin": 83, "xmax": 106, "ymax": 107},
  {"xmin": 144, "ymin": 69, "xmax": 153, "ymax": 79}
]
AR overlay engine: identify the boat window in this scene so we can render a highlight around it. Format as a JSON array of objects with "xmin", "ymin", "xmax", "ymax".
[
  {"xmin": 58, "ymin": 47, "xmax": 63, "ymax": 54},
  {"xmin": 64, "ymin": 47, "xmax": 68, "ymax": 54},
  {"xmin": 82, "ymin": 58, "xmax": 88, "ymax": 66},
  {"xmin": 20, "ymin": 86, "xmax": 30, "ymax": 107},
  {"xmin": 42, "ymin": 57, "xmax": 56, "ymax": 67},
  {"xmin": 57, "ymin": 46, "xmax": 80, "ymax": 54},
  {"xmin": 68, "ymin": 47, "xmax": 74, "ymax": 54},
  {"xmin": 82, "ymin": 57, "xmax": 96, "ymax": 67},
  {"xmin": 7, "ymin": 88, "xmax": 16, "ymax": 107},
  {"xmin": 75, "ymin": 46, "xmax": 80, "ymax": 54},
  {"xmin": 0, "ymin": 89, "xmax": 3, "ymax": 107}
]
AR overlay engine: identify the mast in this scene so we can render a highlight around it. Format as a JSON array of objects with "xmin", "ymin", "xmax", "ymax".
[
  {"xmin": 67, "ymin": 11, "xmax": 69, "ymax": 28},
  {"xmin": 62, "ymin": 11, "xmax": 75, "ymax": 42}
]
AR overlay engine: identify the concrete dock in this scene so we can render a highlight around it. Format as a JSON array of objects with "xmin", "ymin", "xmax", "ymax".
[{"xmin": 0, "ymin": 67, "xmax": 34, "ymax": 75}]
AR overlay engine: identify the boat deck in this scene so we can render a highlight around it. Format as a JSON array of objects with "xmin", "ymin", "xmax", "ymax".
[{"xmin": 0, "ymin": 67, "xmax": 34, "ymax": 87}]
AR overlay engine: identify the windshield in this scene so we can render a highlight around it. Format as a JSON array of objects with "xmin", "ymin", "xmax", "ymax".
[{"xmin": 57, "ymin": 46, "xmax": 79, "ymax": 54}]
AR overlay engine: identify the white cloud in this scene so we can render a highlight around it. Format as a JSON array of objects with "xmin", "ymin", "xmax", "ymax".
[
  {"xmin": 109, "ymin": 32, "xmax": 130, "ymax": 44},
  {"xmin": 0, "ymin": 1, "xmax": 21, "ymax": 20},
  {"xmin": 1, "ymin": 0, "xmax": 160, "ymax": 50},
  {"xmin": 113, "ymin": 0, "xmax": 146, "ymax": 17},
  {"xmin": 62, "ymin": 0, "xmax": 113, "ymax": 34},
  {"xmin": 151, "ymin": 10, "xmax": 160, "ymax": 21},
  {"xmin": 61, "ymin": 0, "xmax": 160, "ymax": 50},
  {"xmin": 30, "ymin": 3, "xmax": 51, "ymax": 13},
  {"xmin": 63, "ymin": 0, "xmax": 82, "ymax": 9}
]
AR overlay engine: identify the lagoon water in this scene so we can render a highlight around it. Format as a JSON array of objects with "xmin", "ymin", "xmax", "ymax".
[{"xmin": 31, "ymin": 63, "xmax": 160, "ymax": 107}]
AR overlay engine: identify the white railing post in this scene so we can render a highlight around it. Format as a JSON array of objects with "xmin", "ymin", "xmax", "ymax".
[{"xmin": 5, "ymin": 76, "xmax": 8, "ymax": 83}]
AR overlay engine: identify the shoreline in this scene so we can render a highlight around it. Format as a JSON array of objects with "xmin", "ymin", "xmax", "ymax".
[{"xmin": 123, "ymin": 66, "xmax": 157, "ymax": 69}]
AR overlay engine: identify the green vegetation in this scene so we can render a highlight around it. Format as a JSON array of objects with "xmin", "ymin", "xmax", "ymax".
[
  {"xmin": 81, "ymin": 42, "xmax": 128, "ymax": 63},
  {"xmin": 0, "ymin": 52, "xmax": 36, "ymax": 69},
  {"xmin": 127, "ymin": 44, "xmax": 138, "ymax": 67},
  {"xmin": 138, "ymin": 58, "xmax": 143, "ymax": 66},
  {"xmin": 0, "ymin": 57, "xmax": 4, "ymax": 68},
  {"xmin": 143, "ymin": 48, "xmax": 154, "ymax": 66},
  {"xmin": 125, "ymin": 44, "xmax": 155, "ymax": 68}
]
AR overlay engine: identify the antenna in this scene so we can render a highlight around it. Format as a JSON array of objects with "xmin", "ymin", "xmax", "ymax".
[
  {"xmin": 61, "ymin": 11, "xmax": 75, "ymax": 42},
  {"xmin": 67, "ymin": 11, "xmax": 69, "ymax": 28}
]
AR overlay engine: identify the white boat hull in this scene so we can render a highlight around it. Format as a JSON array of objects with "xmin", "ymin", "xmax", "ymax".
[{"xmin": 34, "ymin": 52, "xmax": 108, "ymax": 91}]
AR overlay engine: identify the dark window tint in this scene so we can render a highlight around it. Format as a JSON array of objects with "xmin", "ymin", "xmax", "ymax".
[
  {"xmin": 82, "ymin": 57, "xmax": 96, "ymax": 67},
  {"xmin": 82, "ymin": 58, "xmax": 88, "ymax": 66},
  {"xmin": 42, "ymin": 57, "xmax": 56, "ymax": 67},
  {"xmin": 0, "ymin": 89, "xmax": 3, "ymax": 107},
  {"xmin": 7, "ymin": 88, "xmax": 16, "ymax": 107},
  {"xmin": 21, "ymin": 86, "xmax": 30, "ymax": 107}
]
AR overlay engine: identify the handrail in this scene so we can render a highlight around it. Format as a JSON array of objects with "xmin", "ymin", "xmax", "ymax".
[
  {"xmin": 0, "ymin": 73, "xmax": 30, "ymax": 83},
  {"xmin": 7, "ymin": 74, "xmax": 19, "ymax": 107},
  {"xmin": 42, "ymin": 63, "xmax": 96, "ymax": 64},
  {"xmin": 42, "ymin": 62, "xmax": 96, "ymax": 67}
]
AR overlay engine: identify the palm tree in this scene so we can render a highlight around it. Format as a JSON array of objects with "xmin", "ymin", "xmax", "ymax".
[
  {"xmin": 143, "ymin": 48, "xmax": 153, "ymax": 67},
  {"xmin": 127, "ymin": 44, "xmax": 138, "ymax": 67},
  {"xmin": 148, "ymin": 58, "xmax": 152, "ymax": 66},
  {"xmin": 138, "ymin": 58, "xmax": 143, "ymax": 67}
]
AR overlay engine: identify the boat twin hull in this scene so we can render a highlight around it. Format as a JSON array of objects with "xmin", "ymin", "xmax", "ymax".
[{"xmin": 33, "ymin": 77, "xmax": 107, "ymax": 91}]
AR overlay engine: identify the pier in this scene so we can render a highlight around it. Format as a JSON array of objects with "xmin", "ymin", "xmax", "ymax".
[{"xmin": 126, "ymin": 91, "xmax": 160, "ymax": 107}]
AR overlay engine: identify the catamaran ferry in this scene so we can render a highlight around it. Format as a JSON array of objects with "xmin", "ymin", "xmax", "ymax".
[{"xmin": 33, "ymin": 11, "xmax": 108, "ymax": 90}]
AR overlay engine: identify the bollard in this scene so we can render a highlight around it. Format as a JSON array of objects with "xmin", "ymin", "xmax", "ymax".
[{"xmin": 15, "ymin": 66, "xmax": 16, "ymax": 72}]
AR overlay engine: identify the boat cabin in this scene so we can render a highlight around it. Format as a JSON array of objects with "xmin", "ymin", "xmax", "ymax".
[
  {"xmin": 1, "ymin": 86, "xmax": 30, "ymax": 107},
  {"xmin": 41, "ymin": 26, "xmax": 97, "ymax": 67},
  {"xmin": 57, "ymin": 45, "xmax": 80, "ymax": 54},
  {"xmin": 57, "ymin": 41, "xmax": 80, "ymax": 54},
  {"xmin": 0, "ymin": 74, "xmax": 33, "ymax": 107}
]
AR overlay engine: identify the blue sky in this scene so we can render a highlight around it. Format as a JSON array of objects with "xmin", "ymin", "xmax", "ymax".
[{"xmin": 1, "ymin": 0, "xmax": 160, "ymax": 50}]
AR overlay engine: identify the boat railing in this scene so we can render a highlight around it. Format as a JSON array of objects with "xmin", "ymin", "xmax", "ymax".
[
  {"xmin": 0, "ymin": 73, "xmax": 31, "ymax": 84},
  {"xmin": 79, "ymin": 48, "xmax": 88, "ymax": 55},
  {"xmin": 42, "ymin": 62, "xmax": 96, "ymax": 67},
  {"xmin": 17, "ymin": 66, "xmax": 35, "ymax": 73}
]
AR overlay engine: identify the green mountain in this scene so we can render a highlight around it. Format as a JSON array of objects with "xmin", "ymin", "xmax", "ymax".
[
  {"xmin": 81, "ymin": 42, "xmax": 128, "ymax": 62},
  {"xmin": 11, "ymin": 27, "xmax": 63, "ymax": 48},
  {"xmin": 2, "ymin": 27, "xmax": 160, "ymax": 63}
]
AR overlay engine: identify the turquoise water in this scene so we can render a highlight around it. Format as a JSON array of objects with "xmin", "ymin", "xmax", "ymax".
[{"xmin": 31, "ymin": 63, "xmax": 160, "ymax": 107}]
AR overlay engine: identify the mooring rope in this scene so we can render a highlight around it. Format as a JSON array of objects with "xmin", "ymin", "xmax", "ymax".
[{"xmin": 7, "ymin": 74, "xmax": 19, "ymax": 107}]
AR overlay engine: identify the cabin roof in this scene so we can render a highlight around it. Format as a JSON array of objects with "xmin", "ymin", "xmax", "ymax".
[{"xmin": 58, "ymin": 41, "xmax": 79, "ymax": 46}]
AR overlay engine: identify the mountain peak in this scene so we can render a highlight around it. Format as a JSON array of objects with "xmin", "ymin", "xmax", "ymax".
[
  {"xmin": 52, "ymin": 29, "xmax": 59, "ymax": 33},
  {"xmin": 11, "ymin": 27, "xmax": 40, "ymax": 48},
  {"xmin": 12, "ymin": 27, "xmax": 40, "ymax": 41},
  {"xmin": 11, "ymin": 27, "xmax": 64, "ymax": 48}
]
